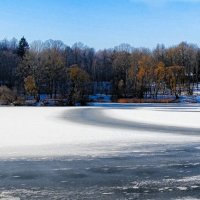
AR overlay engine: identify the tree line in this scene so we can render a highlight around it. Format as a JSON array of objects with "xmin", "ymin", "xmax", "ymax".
[{"xmin": 0, "ymin": 37, "xmax": 200, "ymax": 105}]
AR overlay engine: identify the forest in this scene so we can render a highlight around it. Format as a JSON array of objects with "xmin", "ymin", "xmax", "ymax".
[{"xmin": 0, "ymin": 37, "xmax": 200, "ymax": 105}]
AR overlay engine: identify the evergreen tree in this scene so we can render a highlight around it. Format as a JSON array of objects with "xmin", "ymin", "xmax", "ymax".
[{"xmin": 17, "ymin": 37, "xmax": 29, "ymax": 59}]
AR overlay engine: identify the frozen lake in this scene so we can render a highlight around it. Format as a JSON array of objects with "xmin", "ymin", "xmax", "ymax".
[{"xmin": 0, "ymin": 104, "xmax": 200, "ymax": 199}]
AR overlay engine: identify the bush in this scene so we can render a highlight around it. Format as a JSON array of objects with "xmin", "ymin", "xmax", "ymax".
[
  {"xmin": 0, "ymin": 86, "xmax": 17, "ymax": 105},
  {"xmin": 13, "ymin": 96, "xmax": 25, "ymax": 106}
]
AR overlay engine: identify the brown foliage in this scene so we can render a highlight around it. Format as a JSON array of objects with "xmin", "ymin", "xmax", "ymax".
[{"xmin": 118, "ymin": 98, "xmax": 175, "ymax": 103}]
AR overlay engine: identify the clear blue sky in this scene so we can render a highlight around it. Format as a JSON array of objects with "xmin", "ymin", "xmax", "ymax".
[{"xmin": 0, "ymin": 0, "xmax": 200, "ymax": 49}]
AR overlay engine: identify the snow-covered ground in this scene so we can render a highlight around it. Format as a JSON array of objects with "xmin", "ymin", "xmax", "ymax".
[
  {"xmin": 0, "ymin": 105, "xmax": 200, "ymax": 158},
  {"xmin": 103, "ymin": 105, "xmax": 200, "ymax": 128}
]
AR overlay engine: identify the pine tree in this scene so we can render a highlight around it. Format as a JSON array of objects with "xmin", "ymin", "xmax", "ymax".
[{"xmin": 17, "ymin": 36, "xmax": 29, "ymax": 59}]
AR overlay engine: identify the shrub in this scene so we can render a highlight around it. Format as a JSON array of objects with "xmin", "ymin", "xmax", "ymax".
[
  {"xmin": 13, "ymin": 96, "xmax": 25, "ymax": 106},
  {"xmin": 0, "ymin": 86, "xmax": 17, "ymax": 105}
]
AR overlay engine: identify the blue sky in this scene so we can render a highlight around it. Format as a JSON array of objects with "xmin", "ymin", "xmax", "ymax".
[{"xmin": 0, "ymin": 0, "xmax": 200, "ymax": 49}]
